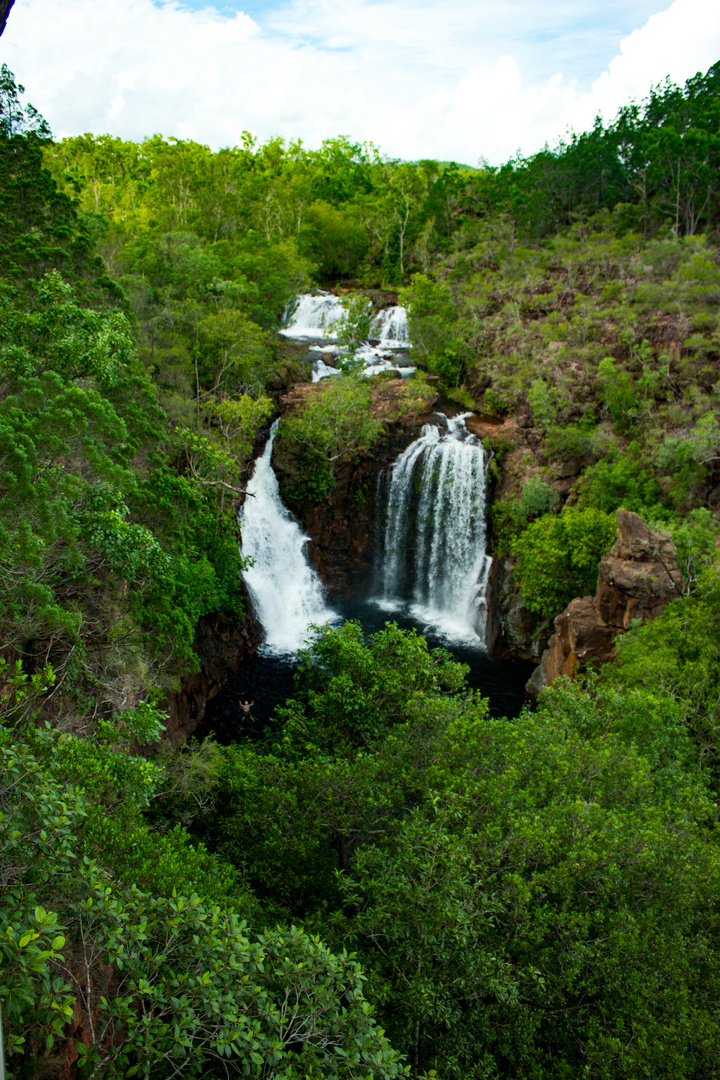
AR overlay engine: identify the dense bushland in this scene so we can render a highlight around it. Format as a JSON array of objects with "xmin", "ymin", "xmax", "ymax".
[{"xmin": 2, "ymin": 60, "xmax": 720, "ymax": 1079}]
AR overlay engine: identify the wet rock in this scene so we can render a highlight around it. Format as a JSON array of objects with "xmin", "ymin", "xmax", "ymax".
[
  {"xmin": 162, "ymin": 594, "xmax": 262, "ymax": 747},
  {"xmin": 490, "ymin": 557, "xmax": 548, "ymax": 661},
  {"xmin": 271, "ymin": 380, "xmax": 435, "ymax": 597}
]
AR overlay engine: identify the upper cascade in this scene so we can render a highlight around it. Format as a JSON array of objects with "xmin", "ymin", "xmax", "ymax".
[
  {"xmin": 279, "ymin": 292, "xmax": 344, "ymax": 340},
  {"xmin": 372, "ymin": 305, "xmax": 409, "ymax": 347},
  {"xmin": 239, "ymin": 421, "xmax": 336, "ymax": 654},
  {"xmin": 376, "ymin": 413, "xmax": 492, "ymax": 648},
  {"xmin": 280, "ymin": 292, "xmax": 412, "ymax": 381}
]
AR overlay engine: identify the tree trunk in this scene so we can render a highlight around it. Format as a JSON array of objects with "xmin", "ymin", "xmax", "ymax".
[{"xmin": 0, "ymin": 0, "xmax": 15, "ymax": 36}]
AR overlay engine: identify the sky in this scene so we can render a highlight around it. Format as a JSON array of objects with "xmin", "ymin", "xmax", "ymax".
[{"xmin": 2, "ymin": 0, "xmax": 720, "ymax": 164}]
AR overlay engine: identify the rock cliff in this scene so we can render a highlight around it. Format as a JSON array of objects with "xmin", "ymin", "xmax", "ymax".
[
  {"xmin": 272, "ymin": 378, "xmax": 436, "ymax": 597},
  {"xmin": 162, "ymin": 589, "xmax": 262, "ymax": 746},
  {"xmin": 527, "ymin": 509, "xmax": 683, "ymax": 695}
]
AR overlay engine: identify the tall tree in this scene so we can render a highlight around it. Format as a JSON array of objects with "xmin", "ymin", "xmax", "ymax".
[{"xmin": 0, "ymin": 0, "xmax": 15, "ymax": 37}]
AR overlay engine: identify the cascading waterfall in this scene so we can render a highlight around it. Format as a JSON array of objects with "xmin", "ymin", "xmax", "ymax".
[
  {"xmin": 280, "ymin": 293, "xmax": 413, "ymax": 380},
  {"xmin": 239, "ymin": 421, "xmax": 336, "ymax": 653},
  {"xmin": 279, "ymin": 293, "xmax": 343, "ymax": 339},
  {"xmin": 377, "ymin": 413, "xmax": 492, "ymax": 647},
  {"xmin": 371, "ymin": 305, "xmax": 409, "ymax": 347}
]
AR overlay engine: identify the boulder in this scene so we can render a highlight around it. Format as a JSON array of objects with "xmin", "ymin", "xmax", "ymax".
[
  {"xmin": 527, "ymin": 509, "xmax": 683, "ymax": 696},
  {"xmin": 596, "ymin": 509, "xmax": 683, "ymax": 629}
]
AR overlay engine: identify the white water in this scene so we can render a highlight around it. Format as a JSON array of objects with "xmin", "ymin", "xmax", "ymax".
[
  {"xmin": 377, "ymin": 414, "xmax": 492, "ymax": 647},
  {"xmin": 372, "ymin": 305, "xmax": 409, "ymax": 347},
  {"xmin": 280, "ymin": 293, "xmax": 344, "ymax": 340},
  {"xmin": 281, "ymin": 293, "xmax": 413, "ymax": 381},
  {"xmin": 240, "ymin": 421, "xmax": 336, "ymax": 654}
]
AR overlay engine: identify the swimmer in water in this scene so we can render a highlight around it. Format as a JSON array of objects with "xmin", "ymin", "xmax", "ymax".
[{"xmin": 239, "ymin": 700, "xmax": 254, "ymax": 715}]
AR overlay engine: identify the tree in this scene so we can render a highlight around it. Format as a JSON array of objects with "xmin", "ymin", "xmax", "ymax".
[
  {"xmin": 0, "ymin": 64, "xmax": 50, "ymax": 137},
  {"xmin": 196, "ymin": 622, "xmax": 484, "ymax": 914},
  {"xmin": 337, "ymin": 682, "xmax": 720, "ymax": 1079},
  {"xmin": 278, "ymin": 376, "xmax": 383, "ymax": 498},
  {"xmin": 511, "ymin": 507, "xmax": 616, "ymax": 620},
  {"xmin": 0, "ymin": 713, "xmax": 408, "ymax": 1078},
  {"xmin": 399, "ymin": 273, "xmax": 462, "ymax": 385},
  {"xmin": 0, "ymin": 1, "xmax": 15, "ymax": 37}
]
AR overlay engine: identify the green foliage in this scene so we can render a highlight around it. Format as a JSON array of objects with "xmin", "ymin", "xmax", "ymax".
[
  {"xmin": 194, "ymin": 623, "xmax": 483, "ymax": 915},
  {"xmin": 512, "ymin": 506, "xmax": 617, "ymax": 620},
  {"xmin": 276, "ymin": 620, "xmax": 471, "ymax": 755},
  {"xmin": 0, "ymin": 270, "xmax": 135, "ymax": 384},
  {"xmin": 544, "ymin": 421, "xmax": 597, "ymax": 461},
  {"xmin": 597, "ymin": 356, "xmax": 638, "ymax": 432},
  {"xmin": 668, "ymin": 507, "xmax": 720, "ymax": 593},
  {"xmin": 609, "ymin": 574, "xmax": 720, "ymax": 781},
  {"xmin": 577, "ymin": 450, "xmax": 661, "ymax": 513},
  {"xmin": 0, "ymin": 700, "xmax": 406, "ymax": 1078},
  {"xmin": 332, "ymin": 677, "xmax": 720, "ymax": 1079},
  {"xmin": 5, "ymin": 58, "xmax": 720, "ymax": 1080},
  {"xmin": 0, "ymin": 64, "xmax": 51, "ymax": 138},
  {"xmin": 278, "ymin": 377, "xmax": 383, "ymax": 500},
  {"xmin": 400, "ymin": 273, "xmax": 462, "ymax": 384},
  {"xmin": 299, "ymin": 199, "xmax": 368, "ymax": 277},
  {"xmin": 654, "ymin": 411, "xmax": 720, "ymax": 508},
  {"xmin": 493, "ymin": 474, "xmax": 559, "ymax": 551},
  {"xmin": 527, "ymin": 377, "xmax": 559, "ymax": 428}
]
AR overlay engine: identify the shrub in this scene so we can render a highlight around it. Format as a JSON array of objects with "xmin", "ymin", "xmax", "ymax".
[
  {"xmin": 577, "ymin": 452, "xmax": 661, "ymax": 513},
  {"xmin": 512, "ymin": 506, "xmax": 616, "ymax": 620},
  {"xmin": 493, "ymin": 475, "xmax": 559, "ymax": 552},
  {"xmin": 279, "ymin": 376, "xmax": 383, "ymax": 500}
]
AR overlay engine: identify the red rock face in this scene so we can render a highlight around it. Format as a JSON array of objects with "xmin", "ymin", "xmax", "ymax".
[
  {"xmin": 272, "ymin": 380, "xmax": 436, "ymax": 597},
  {"xmin": 161, "ymin": 596, "xmax": 262, "ymax": 747},
  {"xmin": 528, "ymin": 509, "xmax": 683, "ymax": 696}
]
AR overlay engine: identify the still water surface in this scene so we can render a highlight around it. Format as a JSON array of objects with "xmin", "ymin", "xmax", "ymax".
[{"xmin": 204, "ymin": 597, "xmax": 535, "ymax": 745}]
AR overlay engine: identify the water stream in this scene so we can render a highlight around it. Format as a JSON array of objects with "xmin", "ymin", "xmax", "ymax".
[
  {"xmin": 239, "ymin": 420, "xmax": 336, "ymax": 654},
  {"xmin": 376, "ymin": 413, "xmax": 492, "ymax": 647},
  {"xmin": 280, "ymin": 292, "xmax": 414, "ymax": 380},
  {"xmin": 208, "ymin": 387, "xmax": 529, "ymax": 744}
]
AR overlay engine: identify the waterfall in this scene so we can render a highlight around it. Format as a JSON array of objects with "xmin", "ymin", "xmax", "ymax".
[
  {"xmin": 239, "ymin": 421, "xmax": 336, "ymax": 654},
  {"xmin": 280, "ymin": 292, "xmax": 343, "ymax": 339},
  {"xmin": 281, "ymin": 293, "xmax": 413, "ymax": 381},
  {"xmin": 377, "ymin": 413, "xmax": 492, "ymax": 647},
  {"xmin": 371, "ymin": 306, "xmax": 409, "ymax": 347}
]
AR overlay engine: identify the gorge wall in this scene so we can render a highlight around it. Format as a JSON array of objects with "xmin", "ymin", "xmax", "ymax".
[
  {"xmin": 272, "ymin": 378, "xmax": 436, "ymax": 596},
  {"xmin": 163, "ymin": 588, "xmax": 262, "ymax": 746}
]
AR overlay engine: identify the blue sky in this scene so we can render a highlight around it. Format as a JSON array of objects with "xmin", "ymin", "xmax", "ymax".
[{"xmin": 3, "ymin": 0, "xmax": 720, "ymax": 163}]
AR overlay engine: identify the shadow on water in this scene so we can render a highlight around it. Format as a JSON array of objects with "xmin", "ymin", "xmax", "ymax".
[{"xmin": 204, "ymin": 597, "xmax": 535, "ymax": 746}]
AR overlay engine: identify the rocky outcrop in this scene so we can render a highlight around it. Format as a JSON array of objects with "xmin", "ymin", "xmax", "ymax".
[
  {"xmin": 272, "ymin": 379, "xmax": 436, "ymax": 597},
  {"xmin": 527, "ymin": 509, "xmax": 683, "ymax": 696},
  {"xmin": 489, "ymin": 557, "xmax": 548, "ymax": 661},
  {"xmin": 162, "ymin": 592, "xmax": 262, "ymax": 746},
  {"xmin": 596, "ymin": 510, "xmax": 684, "ymax": 628}
]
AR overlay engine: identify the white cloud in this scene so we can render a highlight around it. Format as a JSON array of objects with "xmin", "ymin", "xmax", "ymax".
[
  {"xmin": 1, "ymin": 0, "xmax": 719, "ymax": 163},
  {"xmin": 567, "ymin": 0, "xmax": 720, "ymax": 132}
]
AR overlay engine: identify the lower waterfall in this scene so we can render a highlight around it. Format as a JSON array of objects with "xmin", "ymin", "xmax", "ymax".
[
  {"xmin": 377, "ymin": 413, "xmax": 492, "ymax": 647},
  {"xmin": 239, "ymin": 421, "xmax": 336, "ymax": 654}
]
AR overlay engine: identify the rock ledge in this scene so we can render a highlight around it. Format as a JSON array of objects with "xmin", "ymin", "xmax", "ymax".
[{"xmin": 527, "ymin": 509, "xmax": 683, "ymax": 696}]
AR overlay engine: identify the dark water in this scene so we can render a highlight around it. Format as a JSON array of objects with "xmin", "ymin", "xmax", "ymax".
[{"xmin": 204, "ymin": 595, "xmax": 535, "ymax": 745}]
